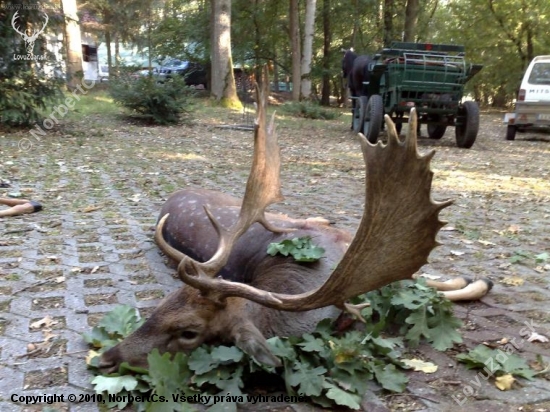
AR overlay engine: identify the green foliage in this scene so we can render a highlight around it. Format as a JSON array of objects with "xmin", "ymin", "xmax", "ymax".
[
  {"xmin": 85, "ymin": 280, "xmax": 469, "ymax": 410},
  {"xmin": 536, "ymin": 252, "xmax": 549, "ymax": 263},
  {"xmin": 457, "ymin": 344, "xmax": 536, "ymax": 380},
  {"xmin": 83, "ymin": 304, "xmax": 144, "ymax": 350},
  {"xmin": 0, "ymin": 72, "xmax": 64, "ymax": 127},
  {"xmin": 509, "ymin": 250, "xmax": 548, "ymax": 265},
  {"xmin": 280, "ymin": 101, "xmax": 341, "ymax": 120},
  {"xmin": 267, "ymin": 236, "xmax": 325, "ymax": 262},
  {"xmin": 143, "ymin": 0, "xmax": 550, "ymax": 107},
  {"xmin": 510, "ymin": 250, "xmax": 531, "ymax": 264},
  {"xmin": 430, "ymin": 0, "xmax": 550, "ymax": 106},
  {"xmin": 361, "ymin": 279, "xmax": 463, "ymax": 351},
  {"xmin": 85, "ymin": 0, "xmax": 153, "ymax": 50},
  {"xmin": 150, "ymin": 0, "xmax": 209, "ymax": 64},
  {"xmin": 109, "ymin": 74, "xmax": 195, "ymax": 125}
]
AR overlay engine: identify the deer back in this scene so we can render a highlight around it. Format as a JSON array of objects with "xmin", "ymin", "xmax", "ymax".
[{"xmin": 159, "ymin": 188, "xmax": 352, "ymax": 289}]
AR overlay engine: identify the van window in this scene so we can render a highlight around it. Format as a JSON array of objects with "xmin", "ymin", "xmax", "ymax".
[{"xmin": 528, "ymin": 62, "xmax": 550, "ymax": 85}]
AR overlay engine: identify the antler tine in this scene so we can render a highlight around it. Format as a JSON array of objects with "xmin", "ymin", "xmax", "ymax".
[
  {"xmin": 155, "ymin": 66, "xmax": 291, "ymax": 296},
  {"xmin": 12, "ymin": 12, "xmax": 25, "ymax": 36},
  {"xmin": 31, "ymin": 12, "xmax": 49, "ymax": 39},
  {"xmin": 41, "ymin": 12, "xmax": 49, "ymax": 32},
  {"xmin": 193, "ymin": 66, "xmax": 289, "ymax": 276},
  {"xmin": 237, "ymin": 66, "xmax": 285, "ymax": 231},
  {"xmin": 183, "ymin": 108, "xmax": 455, "ymax": 312}
]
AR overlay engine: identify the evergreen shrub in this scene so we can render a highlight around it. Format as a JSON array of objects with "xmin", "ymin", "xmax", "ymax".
[{"xmin": 109, "ymin": 74, "xmax": 195, "ymax": 125}]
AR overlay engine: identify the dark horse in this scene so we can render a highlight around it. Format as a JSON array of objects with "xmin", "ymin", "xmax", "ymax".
[{"xmin": 342, "ymin": 49, "xmax": 373, "ymax": 129}]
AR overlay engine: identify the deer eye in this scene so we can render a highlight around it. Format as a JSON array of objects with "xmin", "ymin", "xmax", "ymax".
[{"xmin": 180, "ymin": 331, "xmax": 198, "ymax": 340}]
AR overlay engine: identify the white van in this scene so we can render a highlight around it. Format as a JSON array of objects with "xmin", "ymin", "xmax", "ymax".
[{"xmin": 504, "ymin": 55, "xmax": 550, "ymax": 140}]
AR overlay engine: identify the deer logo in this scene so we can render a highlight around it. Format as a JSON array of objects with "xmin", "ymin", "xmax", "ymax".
[{"xmin": 11, "ymin": 10, "xmax": 49, "ymax": 55}]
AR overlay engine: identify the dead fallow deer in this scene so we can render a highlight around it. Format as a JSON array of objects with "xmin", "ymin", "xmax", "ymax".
[{"xmin": 98, "ymin": 79, "xmax": 492, "ymax": 373}]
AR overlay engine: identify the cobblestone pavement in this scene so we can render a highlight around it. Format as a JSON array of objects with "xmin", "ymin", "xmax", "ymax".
[{"xmin": 1, "ymin": 109, "xmax": 549, "ymax": 412}]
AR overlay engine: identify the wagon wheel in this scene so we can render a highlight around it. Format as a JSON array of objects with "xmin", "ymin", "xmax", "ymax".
[
  {"xmin": 394, "ymin": 113, "xmax": 404, "ymax": 135},
  {"xmin": 363, "ymin": 95, "xmax": 384, "ymax": 143},
  {"xmin": 427, "ymin": 116, "xmax": 447, "ymax": 139},
  {"xmin": 352, "ymin": 96, "xmax": 368, "ymax": 133},
  {"xmin": 455, "ymin": 101, "xmax": 479, "ymax": 148},
  {"xmin": 505, "ymin": 125, "xmax": 517, "ymax": 141}
]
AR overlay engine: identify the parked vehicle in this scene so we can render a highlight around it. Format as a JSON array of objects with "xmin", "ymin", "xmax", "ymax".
[
  {"xmin": 503, "ymin": 56, "xmax": 550, "ymax": 140},
  {"xmin": 348, "ymin": 42, "xmax": 483, "ymax": 148},
  {"xmin": 156, "ymin": 59, "xmax": 207, "ymax": 88},
  {"xmin": 131, "ymin": 68, "xmax": 158, "ymax": 79},
  {"xmin": 98, "ymin": 65, "xmax": 109, "ymax": 82}
]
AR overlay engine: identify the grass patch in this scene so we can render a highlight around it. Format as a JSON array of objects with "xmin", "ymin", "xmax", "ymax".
[
  {"xmin": 280, "ymin": 101, "xmax": 341, "ymax": 120},
  {"xmin": 64, "ymin": 89, "xmax": 121, "ymax": 121}
]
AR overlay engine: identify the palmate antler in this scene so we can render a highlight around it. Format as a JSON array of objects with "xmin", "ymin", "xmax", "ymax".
[{"xmin": 156, "ymin": 70, "xmax": 456, "ymax": 315}]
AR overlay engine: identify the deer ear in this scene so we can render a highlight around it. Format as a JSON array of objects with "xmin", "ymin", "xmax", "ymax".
[{"xmin": 231, "ymin": 321, "xmax": 281, "ymax": 367}]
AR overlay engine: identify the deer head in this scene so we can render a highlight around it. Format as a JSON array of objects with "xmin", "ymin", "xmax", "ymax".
[{"xmin": 99, "ymin": 69, "xmax": 480, "ymax": 373}]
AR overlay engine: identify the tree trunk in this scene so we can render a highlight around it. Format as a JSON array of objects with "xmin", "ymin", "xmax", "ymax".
[
  {"xmin": 273, "ymin": 54, "xmax": 280, "ymax": 92},
  {"xmin": 103, "ymin": 8, "xmax": 112, "ymax": 76},
  {"xmin": 61, "ymin": 0, "xmax": 83, "ymax": 90},
  {"xmin": 526, "ymin": 23, "xmax": 534, "ymax": 63},
  {"xmin": 383, "ymin": 0, "xmax": 394, "ymax": 46},
  {"xmin": 289, "ymin": 0, "xmax": 301, "ymax": 101},
  {"xmin": 105, "ymin": 30, "xmax": 112, "ymax": 75},
  {"xmin": 115, "ymin": 35, "xmax": 120, "ymax": 76},
  {"xmin": 300, "ymin": 0, "xmax": 317, "ymax": 100},
  {"xmin": 210, "ymin": 0, "xmax": 241, "ymax": 108},
  {"xmin": 403, "ymin": 0, "xmax": 419, "ymax": 42},
  {"xmin": 321, "ymin": 0, "xmax": 331, "ymax": 106},
  {"xmin": 351, "ymin": 0, "xmax": 360, "ymax": 49},
  {"xmin": 492, "ymin": 86, "xmax": 507, "ymax": 108},
  {"xmin": 147, "ymin": 8, "xmax": 152, "ymax": 74}
]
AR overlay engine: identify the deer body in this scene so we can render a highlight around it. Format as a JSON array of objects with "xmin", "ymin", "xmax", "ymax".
[
  {"xmin": 159, "ymin": 188, "xmax": 351, "ymax": 288},
  {"xmin": 99, "ymin": 74, "xmax": 492, "ymax": 374},
  {"xmin": 159, "ymin": 187, "xmax": 351, "ymax": 337},
  {"xmin": 100, "ymin": 188, "xmax": 347, "ymax": 371}
]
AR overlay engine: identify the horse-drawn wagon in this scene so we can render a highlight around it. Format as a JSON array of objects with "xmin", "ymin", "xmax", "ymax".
[{"xmin": 344, "ymin": 42, "xmax": 483, "ymax": 148}]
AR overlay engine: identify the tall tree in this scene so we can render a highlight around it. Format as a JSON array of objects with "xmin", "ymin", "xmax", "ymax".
[
  {"xmin": 487, "ymin": 0, "xmax": 534, "ymax": 68},
  {"xmin": 61, "ymin": 0, "xmax": 83, "ymax": 89},
  {"xmin": 83, "ymin": 0, "xmax": 153, "ymax": 73},
  {"xmin": 289, "ymin": 0, "xmax": 301, "ymax": 101},
  {"xmin": 300, "ymin": 0, "xmax": 316, "ymax": 99},
  {"xmin": 320, "ymin": 0, "xmax": 331, "ymax": 105},
  {"xmin": 383, "ymin": 0, "xmax": 395, "ymax": 46},
  {"xmin": 210, "ymin": 0, "xmax": 240, "ymax": 107},
  {"xmin": 404, "ymin": 0, "xmax": 419, "ymax": 42}
]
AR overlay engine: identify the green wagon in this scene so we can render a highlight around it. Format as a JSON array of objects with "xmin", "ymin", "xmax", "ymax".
[{"xmin": 352, "ymin": 42, "xmax": 483, "ymax": 148}]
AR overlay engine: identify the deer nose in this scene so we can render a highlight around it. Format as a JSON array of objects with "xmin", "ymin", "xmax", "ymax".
[{"xmin": 98, "ymin": 350, "xmax": 120, "ymax": 374}]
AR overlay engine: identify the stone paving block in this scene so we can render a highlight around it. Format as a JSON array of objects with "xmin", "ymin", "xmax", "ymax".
[{"xmin": 2, "ymin": 113, "xmax": 550, "ymax": 411}]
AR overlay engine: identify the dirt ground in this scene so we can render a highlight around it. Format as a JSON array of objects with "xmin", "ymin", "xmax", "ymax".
[{"xmin": 0, "ymin": 103, "xmax": 549, "ymax": 412}]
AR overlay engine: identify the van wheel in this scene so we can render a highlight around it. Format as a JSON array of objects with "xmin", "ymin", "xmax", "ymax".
[{"xmin": 506, "ymin": 125, "xmax": 517, "ymax": 141}]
